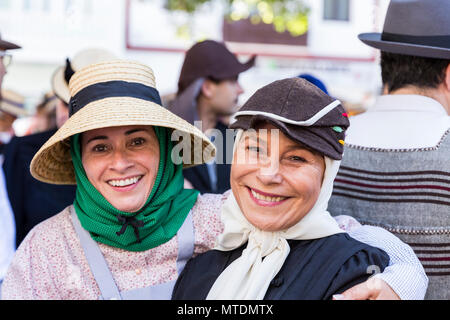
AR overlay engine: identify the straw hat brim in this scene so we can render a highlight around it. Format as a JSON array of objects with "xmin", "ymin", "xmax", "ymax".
[
  {"xmin": 51, "ymin": 66, "xmax": 71, "ymax": 103},
  {"xmin": 30, "ymin": 97, "xmax": 216, "ymax": 185},
  {"xmin": 0, "ymin": 103, "xmax": 29, "ymax": 117},
  {"xmin": 0, "ymin": 89, "xmax": 27, "ymax": 117}
]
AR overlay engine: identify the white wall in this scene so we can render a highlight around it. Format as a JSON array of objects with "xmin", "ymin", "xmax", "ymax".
[{"xmin": 0, "ymin": 0, "xmax": 390, "ymax": 118}]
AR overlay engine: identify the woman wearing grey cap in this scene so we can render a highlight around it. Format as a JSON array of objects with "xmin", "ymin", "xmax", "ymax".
[{"xmin": 172, "ymin": 78, "xmax": 426, "ymax": 300}]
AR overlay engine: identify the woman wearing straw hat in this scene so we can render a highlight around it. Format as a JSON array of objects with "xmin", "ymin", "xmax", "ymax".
[
  {"xmin": 1, "ymin": 60, "xmax": 218, "ymax": 300},
  {"xmin": 1, "ymin": 62, "xmax": 425, "ymax": 300}
]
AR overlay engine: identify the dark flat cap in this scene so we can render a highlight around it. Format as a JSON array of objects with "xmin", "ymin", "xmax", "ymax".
[
  {"xmin": 178, "ymin": 40, "xmax": 255, "ymax": 94},
  {"xmin": 230, "ymin": 78, "xmax": 349, "ymax": 160}
]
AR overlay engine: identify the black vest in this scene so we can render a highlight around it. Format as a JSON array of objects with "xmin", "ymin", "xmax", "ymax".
[
  {"xmin": 182, "ymin": 121, "xmax": 232, "ymax": 194},
  {"xmin": 172, "ymin": 233, "xmax": 389, "ymax": 300}
]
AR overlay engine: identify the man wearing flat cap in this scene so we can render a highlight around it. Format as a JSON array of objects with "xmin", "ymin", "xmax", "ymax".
[
  {"xmin": 328, "ymin": 0, "xmax": 450, "ymax": 300},
  {"xmin": 168, "ymin": 40, "xmax": 255, "ymax": 194},
  {"xmin": 0, "ymin": 32, "xmax": 20, "ymax": 294}
]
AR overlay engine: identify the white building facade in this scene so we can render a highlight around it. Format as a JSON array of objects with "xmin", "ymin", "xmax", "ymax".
[{"xmin": 0, "ymin": 0, "xmax": 389, "ymax": 128}]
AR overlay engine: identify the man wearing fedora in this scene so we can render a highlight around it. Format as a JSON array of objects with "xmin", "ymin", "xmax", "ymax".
[
  {"xmin": 328, "ymin": 0, "xmax": 450, "ymax": 299},
  {"xmin": 2, "ymin": 48, "xmax": 116, "ymax": 249},
  {"xmin": 0, "ymin": 33, "xmax": 21, "ymax": 295},
  {"xmin": 168, "ymin": 40, "xmax": 255, "ymax": 194}
]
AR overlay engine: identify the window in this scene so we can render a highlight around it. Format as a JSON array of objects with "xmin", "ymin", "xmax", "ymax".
[
  {"xmin": 84, "ymin": 0, "xmax": 92, "ymax": 15},
  {"xmin": 65, "ymin": 0, "xmax": 73, "ymax": 11},
  {"xmin": 42, "ymin": 0, "xmax": 51, "ymax": 11},
  {"xmin": 223, "ymin": 18, "xmax": 308, "ymax": 46},
  {"xmin": 23, "ymin": 0, "xmax": 31, "ymax": 11},
  {"xmin": 324, "ymin": 0, "xmax": 350, "ymax": 21},
  {"xmin": 0, "ymin": 0, "xmax": 10, "ymax": 9}
]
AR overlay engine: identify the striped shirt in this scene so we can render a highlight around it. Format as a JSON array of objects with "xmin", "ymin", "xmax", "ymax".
[{"xmin": 329, "ymin": 94, "xmax": 450, "ymax": 299}]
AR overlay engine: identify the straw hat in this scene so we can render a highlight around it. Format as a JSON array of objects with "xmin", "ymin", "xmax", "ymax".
[
  {"xmin": 0, "ymin": 89, "xmax": 28, "ymax": 117},
  {"xmin": 51, "ymin": 48, "xmax": 116, "ymax": 103},
  {"xmin": 31, "ymin": 60, "xmax": 216, "ymax": 185},
  {"xmin": 38, "ymin": 91, "xmax": 58, "ymax": 114}
]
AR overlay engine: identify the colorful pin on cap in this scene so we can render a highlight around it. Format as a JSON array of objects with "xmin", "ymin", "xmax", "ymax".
[
  {"xmin": 338, "ymin": 139, "xmax": 345, "ymax": 145},
  {"xmin": 332, "ymin": 126, "xmax": 343, "ymax": 133}
]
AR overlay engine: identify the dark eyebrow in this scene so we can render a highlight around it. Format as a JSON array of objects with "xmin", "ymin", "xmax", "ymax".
[
  {"xmin": 284, "ymin": 142, "xmax": 321, "ymax": 156},
  {"xmin": 125, "ymin": 128, "xmax": 151, "ymax": 135},
  {"xmin": 284, "ymin": 144, "xmax": 307, "ymax": 152},
  {"xmin": 85, "ymin": 128, "xmax": 151, "ymax": 144},
  {"xmin": 86, "ymin": 135, "xmax": 108, "ymax": 144}
]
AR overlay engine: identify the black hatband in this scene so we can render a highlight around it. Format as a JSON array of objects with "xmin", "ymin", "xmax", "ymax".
[
  {"xmin": 68, "ymin": 80, "xmax": 162, "ymax": 117},
  {"xmin": 381, "ymin": 32, "xmax": 450, "ymax": 49}
]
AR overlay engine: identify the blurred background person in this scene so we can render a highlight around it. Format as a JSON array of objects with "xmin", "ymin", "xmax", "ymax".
[
  {"xmin": 0, "ymin": 32, "xmax": 20, "ymax": 295},
  {"xmin": 25, "ymin": 91, "xmax": 58, "ymax": 135},
  {"xmin": 328, "ymin": 0, "xmax": 450, "ymax": 299},
  {"xmin": 0, "ymin": 89, "xmax": 28, "ymax": 152},
  {"xmin": 2, "ymin": 47, "xmax": 116, "ymax": 249},
  {"xmin": 298, "ymin": 73, "xmax": 329, "ymax": 95},
  {"xmin": 168, "ymin": 40, "xmax": 255, "ymax": 194}
]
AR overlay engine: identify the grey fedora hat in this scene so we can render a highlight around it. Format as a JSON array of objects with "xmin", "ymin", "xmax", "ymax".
[{"xmin": 358, "ymin": 0, "xmax": 450, "ymax": 59}]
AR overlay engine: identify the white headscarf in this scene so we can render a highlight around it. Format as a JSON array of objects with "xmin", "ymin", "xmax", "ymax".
[{"xmin": 206, "ymin": 130, "xmax": 344, "ymax": 300}]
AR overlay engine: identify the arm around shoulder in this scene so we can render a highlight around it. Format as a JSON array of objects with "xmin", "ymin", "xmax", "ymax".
[{"xmin": 346, "ymin": 224, "xmax": 428, "ymax": 300}]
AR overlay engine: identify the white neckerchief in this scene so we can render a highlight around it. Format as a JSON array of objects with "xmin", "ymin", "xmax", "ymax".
[{"xmin": 206, "ymin": 131, "xmax": 344, "ymax": 300}]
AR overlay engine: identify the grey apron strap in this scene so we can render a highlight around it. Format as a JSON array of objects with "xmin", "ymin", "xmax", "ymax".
[
  {"xmin": 120, "ymin": 210, "xmax": 195, "ymax": 300},
  {"xmin": 70, "ymin": 208, "xmax": 122, "ymax": 300},
  {"xmin": 71, "ymin": 208, "xmax": 195, "ymax": 300},
  {"xmin": 175, "ymin": 210, "xmax": 195, "ymax": 276}
]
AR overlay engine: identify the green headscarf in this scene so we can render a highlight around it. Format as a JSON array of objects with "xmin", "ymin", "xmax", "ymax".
[{"xmin": 70, "ymin": 126, "xmax": 199, "ymax": 252}]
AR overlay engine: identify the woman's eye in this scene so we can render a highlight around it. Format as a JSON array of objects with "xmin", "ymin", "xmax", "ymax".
[
  {"xmin": 289, "ymin": 155, "xmax": 307, "ymax": 162},
  {"xmin": 92, "ymin": 144, "xmax": 108, "ymax": 152},
  {"xmin": 246, "ymin": 145, "xmax": 260, "ymax": 152},
  {"xmin": 131, "ymin": 137, "xmax": 146, "ymax": 146}
]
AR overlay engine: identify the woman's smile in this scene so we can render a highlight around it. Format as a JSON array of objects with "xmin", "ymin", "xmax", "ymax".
[
  {"xmin": 246, "ymin": 186, "xmax": 289, "ymax": 207},
  {"xmin": 107, "ymin": 175, "xmax": 144, "ymax": 190}
]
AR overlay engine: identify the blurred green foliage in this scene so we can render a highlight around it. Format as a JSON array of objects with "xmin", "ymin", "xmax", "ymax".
[{"xmin": 164, "ymin": 0, "xmax": 310, "ymax": 37}]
